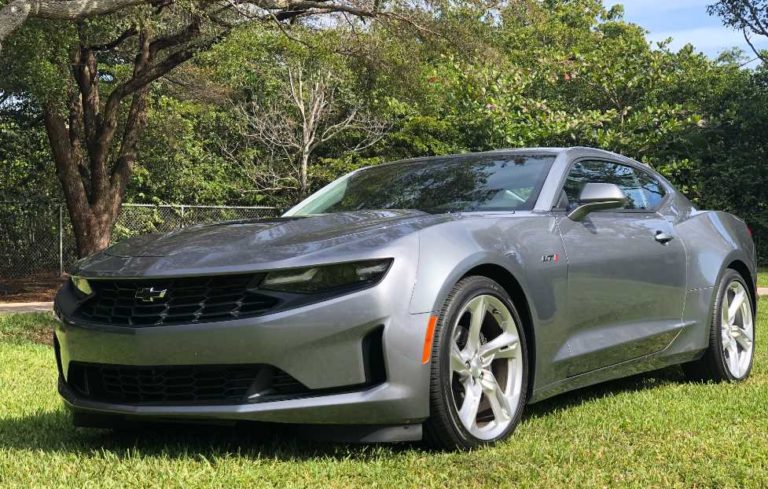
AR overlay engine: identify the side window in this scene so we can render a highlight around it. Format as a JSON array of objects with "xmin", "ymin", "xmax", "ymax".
[
  {"xmin": 562, "ymin": 160, "xmax": 665, "ymax": 211},
  {"xmin": 635, "ymin": 170, "xmax": 667, "ymax": 210}
]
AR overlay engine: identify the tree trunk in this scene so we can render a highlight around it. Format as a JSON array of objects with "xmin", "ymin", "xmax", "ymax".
[
  {"xmin": 63, "ymin": 200, "xmax": 116, "ymax": 257},
  {"xmin": 43, "ymin": 102, "xmax": 129, "ymax": 257},
  {"xmin": 299, "ymin": 150, "xmax": 310, "ymax": 197},
  {"xmin": 35, "ymin": 23, "xmax": 200, "ymax": 258}
]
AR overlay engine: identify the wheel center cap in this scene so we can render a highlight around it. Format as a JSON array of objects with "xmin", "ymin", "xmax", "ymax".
[{"xmin": 470, "ymin": 357, "xmax": 483, "ymax": 378}]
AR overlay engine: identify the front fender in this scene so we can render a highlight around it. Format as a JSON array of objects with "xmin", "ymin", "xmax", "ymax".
[
  {"xmin": 407, "ymin": 214, "xmax": 568, "ymax": 392},
  {"xmin": 413, "ymin": 250, "xmax": 531, "ymax": 315},
  {"xmin": 409, "ymin": 214, "xmax": 565, "ymax": 315}
]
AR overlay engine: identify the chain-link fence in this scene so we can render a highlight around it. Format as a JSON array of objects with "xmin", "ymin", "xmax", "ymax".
[{"xmin": 0, "ymin": 202, "xmax": 279, "ymax": 279}]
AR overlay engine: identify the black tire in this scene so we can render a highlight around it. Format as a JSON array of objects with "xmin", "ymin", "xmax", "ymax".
[
  {"xmin": 423, "ymin": 276, "xmax": 529, "ymax": 451},
  {"xmin": 683, "ymin": 269, "xmax": 755, "ymax": 382}
]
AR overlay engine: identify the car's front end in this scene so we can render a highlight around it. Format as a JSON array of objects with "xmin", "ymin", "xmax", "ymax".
[
  {"xmin": 54, "ymin": 211, "xmax": 438, "ymax": 441},
  {"xmin": 53, "ymin": 150, "xmax": 560, "ymax": 445}
]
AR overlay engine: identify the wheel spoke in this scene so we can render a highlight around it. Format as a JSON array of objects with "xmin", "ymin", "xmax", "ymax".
[
  {"xmin": 480, "ymin": 333, "xmax": 519, "ymax": 365},
  {"xmin": 722, "ymin": 329, "xmax": 732, "ymax": 348},
  {"xmin": 734, "ymin": 327, "xmax": 753, "ymax": 351},
  {"xmin": 728, "ymin": 290, "xmax": 746, "ymax": 324},
  {"xmin": 466, "ymin": 296, "xmax": 486, "ymax": 354},
  {"xmin": 451, "ymin": 342, "xmax": 469, "ymax": 377},
  {"xmin": 458, "ymin": 381, "xmax": 482, "ymax": 429},
  {"xmin": 727, "ymin": 342, "xmax": 740, "ymax": 375},
  {"xmin": 480, "ymin": 371, "xmax": 512, "ymax": 422}
]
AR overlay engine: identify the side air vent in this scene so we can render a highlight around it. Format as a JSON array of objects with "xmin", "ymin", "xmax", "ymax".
[{"xmin": 362, "ymin": 326, "xmax": 387, "ymax": 384}]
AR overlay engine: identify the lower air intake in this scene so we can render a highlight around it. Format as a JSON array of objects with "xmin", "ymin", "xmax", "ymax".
[{"xmin": 66, "ymin": 362, "xmax": 310, "ymax": 405}]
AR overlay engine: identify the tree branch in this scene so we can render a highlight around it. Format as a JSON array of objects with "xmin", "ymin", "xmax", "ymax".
[
  {"xmin": 149, "ymin": 17, "xmax": 201, "ymax": 55},
  {"xmin": 110, "ymin": 86, "xmax": 149, "ymax": 206},
  {"xmin": 33, "ymin": 0, "xmax": 148, "ymax": 20},
  {"xmin": 0, "ymin": 0, "xmax": 33, "ymax": 51},
  {"xmin": 0, "ymin": 0, "xmax": 148, "ymax": 51},
  {"xmin": 89, "ymin": 26, "xmax": 138, "ymax": 51},
  {"xmin": 743, "ymin": 28, "xmax": 768, "ymax": 62}
]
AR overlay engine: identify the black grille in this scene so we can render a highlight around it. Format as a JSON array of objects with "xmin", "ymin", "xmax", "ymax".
[
  {"xmin": 76, "ymin": 274, "xmax": 279, "ymax": 327},
  {"xmin": 66, "ymin": 362, "xmax": 310, "ymax": 405}
]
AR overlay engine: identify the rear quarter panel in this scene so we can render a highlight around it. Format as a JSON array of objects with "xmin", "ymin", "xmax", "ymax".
[
  {"xmin": 677, "ymin": 210, "xmax": 756, "ymax": 291},
  {"xmin": 673, "ymin": 209, "xmax": 756, "ymax": 355}
]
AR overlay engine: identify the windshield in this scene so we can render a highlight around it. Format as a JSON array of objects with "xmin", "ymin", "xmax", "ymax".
[{"xmin": 285, "ymin": 154, "xmax": 556, "ymax": 216}]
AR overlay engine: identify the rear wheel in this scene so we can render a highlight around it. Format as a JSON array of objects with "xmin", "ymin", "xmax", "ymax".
[
  {"xmin": 424, "ymin": 276, "xmax": 528, "ymax": 450},
  {"xmin": 683, "ymin": 269, "xmax": 755, "ymax": 382}
]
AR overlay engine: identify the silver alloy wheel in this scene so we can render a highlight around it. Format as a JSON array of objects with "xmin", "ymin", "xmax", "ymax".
[
  {"xmin": 721, "ymin": 280, "xmax": 754, "ymax": 379},
  {"xmin": 450, "ymin": 294, "xmax": 523, "ymax": 440}
]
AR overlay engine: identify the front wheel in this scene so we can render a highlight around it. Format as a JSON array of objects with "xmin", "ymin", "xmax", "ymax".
[
  {"xmin": 683, "ymin": 269, "xmax": 755, "ymax": 382},
  {"xmin": 424, "ymin": 276, "xmax": 528, "ymax": 451}
]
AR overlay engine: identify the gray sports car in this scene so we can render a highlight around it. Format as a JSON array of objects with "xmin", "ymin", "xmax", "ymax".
[{"xmin": 54, "ymin": 147, "xmax": 756, "ymax": 450}]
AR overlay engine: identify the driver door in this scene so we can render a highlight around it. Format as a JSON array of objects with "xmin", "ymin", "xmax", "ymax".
[{"xmin": 556, "ymin": 159, "xmax": 686, "ymax": 377}]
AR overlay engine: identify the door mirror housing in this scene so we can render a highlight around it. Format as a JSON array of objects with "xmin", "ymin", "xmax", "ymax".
[{"xmin": 567, "ymin": 183, "xmax": 627, "ymax": 221}]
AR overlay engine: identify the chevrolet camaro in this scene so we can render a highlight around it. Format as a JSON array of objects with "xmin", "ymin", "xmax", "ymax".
[{"xmin": 54, "ymin": 147, "xmax": 756, "ymax": 450}]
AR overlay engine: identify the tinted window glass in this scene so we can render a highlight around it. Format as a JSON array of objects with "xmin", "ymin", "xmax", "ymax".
[
  {"xmin": 563, "ymin": 160, "xmax": 665, "ymax": 211},
  {"xmin": 288, "ymin": 155, "xmax": 556, "ymax": 215},
  {"xmin": 635, "ymin": 170, "xmax": 667, "ymax": 209}
]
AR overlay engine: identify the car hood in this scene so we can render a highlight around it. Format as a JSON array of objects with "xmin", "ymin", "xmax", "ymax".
[{"xmin": 75, "ymin": 210, "xmax": 454, "ymax": 277}]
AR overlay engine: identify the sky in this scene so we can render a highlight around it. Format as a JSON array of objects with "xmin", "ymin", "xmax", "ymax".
[{"xmin": 605, "ymin": 0, "xmax": 768, "ymax": 61}]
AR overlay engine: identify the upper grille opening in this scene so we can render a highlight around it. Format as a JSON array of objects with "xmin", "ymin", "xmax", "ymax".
[{"xmin": 75, "ymin": 274, "xmax": 279, "ymax": 327}]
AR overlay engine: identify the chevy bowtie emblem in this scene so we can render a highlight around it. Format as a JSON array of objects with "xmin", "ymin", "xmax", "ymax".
[{"xmin": 135, "ymin": 287, "xmax": 168, "ymax": 303}]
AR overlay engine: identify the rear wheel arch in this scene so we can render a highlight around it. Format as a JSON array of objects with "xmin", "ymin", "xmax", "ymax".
[
  {"xmin": 460, "ymin": 264, "xmax": 536, "ymax": 400},
  {"xmin": 727, "ymin": 259, "xmax": 756, "ymax": 313},
  {"xmin": 683, "ymin": 267, "xmax": 755, "ymax": 382}
]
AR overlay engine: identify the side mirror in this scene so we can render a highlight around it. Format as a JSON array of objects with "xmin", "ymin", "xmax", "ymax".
[{"xmin": 567, "ymin": 183, "xmax": 627, "ymax": 221}]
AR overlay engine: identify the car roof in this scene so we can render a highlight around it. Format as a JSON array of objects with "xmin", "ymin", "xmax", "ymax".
[
  {"xmin": 484, "ymin": 147, "xmax": 649, "ymax": 166},
  {"xmin": 373, "ymin": 147, "xmax": 647, "ymax": 168}
]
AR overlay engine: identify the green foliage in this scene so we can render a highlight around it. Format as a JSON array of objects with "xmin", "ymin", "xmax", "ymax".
[
  {"xmin": 128, "ymin": 95, "xmax": 260, "ymax": 205},
  {"xmin": 0, "ymin": 104, "xmax": 58, "ymax": 201},
  {"xmin": 0, "ymin": 20, "xmax": 74, "ymax": 107},
  {"xmin": 2, "ymin": 0, "xmax": 768, "ymax": 259}
]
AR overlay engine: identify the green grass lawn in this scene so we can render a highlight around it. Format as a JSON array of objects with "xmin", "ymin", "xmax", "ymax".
[
  {"xmin": 1, "ymin": 308, "xmax": 767, "ymax": 488},
  {"xmin": 758, "ymin": 268, "xmax": 768, "ymax": 288}
]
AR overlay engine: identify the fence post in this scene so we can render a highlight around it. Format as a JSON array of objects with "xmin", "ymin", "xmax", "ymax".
[
  {"xmin": 180, "ymin": 204, "xmax": 186, "ymax": 229},
  {"xmin": 58, "ymin": 204, "xmax": 64, "ymax": 276}
]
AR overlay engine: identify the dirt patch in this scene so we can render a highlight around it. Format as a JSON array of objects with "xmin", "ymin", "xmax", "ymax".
[
  {"xmin": 0, "ymin": 275, "xmax": 66, "ymax": 302},
  {"xmin": 25, "ymin": 326, "xmax": 54, "ymax": 346}
]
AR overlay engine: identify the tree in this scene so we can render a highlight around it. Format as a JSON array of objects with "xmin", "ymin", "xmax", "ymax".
[
  {"xmin": 23, "ymin": 9, "xmax": 223, "ymax": 256},
  {"xmin": 239, "ymin": 64, "xmax": 387, "ymax": 197},
  {"xmin": 0, "ymin": 0, "xmax": 426, "ymax": 256},
  {"xmin": 709, "ymin": 0, "xmax": 768, "ymax": 62}
]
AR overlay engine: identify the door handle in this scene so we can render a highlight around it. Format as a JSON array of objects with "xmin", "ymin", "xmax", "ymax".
[{"xmin": 654, "ymin": 231, "xmax": 674, "ymax": 244}]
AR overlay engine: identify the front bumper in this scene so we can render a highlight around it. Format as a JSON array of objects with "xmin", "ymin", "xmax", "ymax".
[{"xmin": 55, "ymin": 269, "xmax": 433, "ymax": 426}]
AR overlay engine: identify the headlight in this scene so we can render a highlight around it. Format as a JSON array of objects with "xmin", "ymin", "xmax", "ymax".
[
  {"xmin": 70, "ymin": 276, "xmax": 93, "ymax": 296},
  {"xmin": 260, "ymin": 259, "xmax": 393, "ymax": 294}
]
